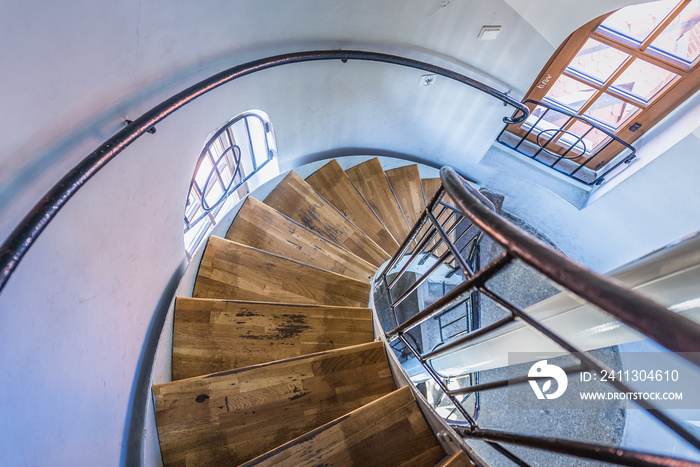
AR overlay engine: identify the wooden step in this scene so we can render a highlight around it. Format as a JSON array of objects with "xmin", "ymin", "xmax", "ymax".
[
  {"xmin": 386, "ymin": 164, "xmax": 425, "ymax": 228},
  {"xmin": 264, "ymin": 171, "xmax": 389, "ymax": 266},
  {"xmin": 345, "ymin": 158, "xmax": 412, "ymax": 244},
  {"xmin": 225, "ymin": 197, "xmax": 375, "ymax": 282},
  {"xmin": 193, "ymin": 237, "xmax": 370, "ymax": 307},
  {"xmin": 421, "ymin": 178, "xmax": 443, "ymax": 205},
  {"xmin": 242, "ymin": 386, "xmax": 445, "ymax": 467},
  {"xmin": 153, "ymin": 341, "xmax": 396, "ymax": 466},
  {"xmin": 306, "ymin": 160, "xmax": 400, "ymax": 255},
  {"xmin": 440, "ymin": 450, "xmax": 474, "ymax": 466},
  {"xmin": 172, "ymin": 298, "xmax": 374, "ymax": 380}
]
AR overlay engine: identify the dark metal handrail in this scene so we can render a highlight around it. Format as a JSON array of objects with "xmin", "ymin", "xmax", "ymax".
[
  {"xmin": 0, "ymin": 49, "xmax": 528, "ymax": 293},
  {"xmin": 496, "ymin": 98, "xmax": 636, "ymax": 185},
  {"xmin": 377, "ymin": 166, "xmax": 700, "ymax": 466}
]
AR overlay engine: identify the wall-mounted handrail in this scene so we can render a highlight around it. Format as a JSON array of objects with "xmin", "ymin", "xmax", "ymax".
[
  {"xmin": 0, "ymin": 49, "xmax": 527, "ymax": 294},
  {"xmin": 377, "ymin": 166, "xmax": 700, "ymax": 465}
]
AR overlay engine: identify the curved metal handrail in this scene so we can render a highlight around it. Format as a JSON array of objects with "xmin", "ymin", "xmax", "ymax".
[
  {"xmin": 0, "ymin": 49, "xmax": 528, "ymax": 294},
  {"xmin": 377, "ymin": 166, "xmax": 700, "ymax": 464}
]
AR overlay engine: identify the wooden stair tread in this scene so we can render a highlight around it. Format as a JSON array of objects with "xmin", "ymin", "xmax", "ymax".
[
  {"xmin": 154, "ymin": 341, "xmax": 396, "ymax": 467},
  {"xmin": 225, "ymin": 197, "xmax": 375, "ymax": 282},
  {"xmin": 193, "ymin": 236, "xmax": 370, "ymax": 307},
  {"xmin": 172, "ymin": 298, "xmax": 374, "ymax": 380},
  {"xmin": 264, "ymin": 171, "xmax": 389, "ymax": 266},
  {"xmin": 345, "ymin": 158, "xmax": 411, "ymax": 244},
  {"xmin": 440, "ymin": 450, "xmax": 474, "ymax": 466},
  {"xmin": 386, "ymin": 164, "xmax": 425, "ymax": 228},
  {"xmin": 306, "ymin": 160, "xmax": 400, "ymax": 255},
  {"xmin": 242, "ymin": 386, "xmax": 445, "ymax": 467}
]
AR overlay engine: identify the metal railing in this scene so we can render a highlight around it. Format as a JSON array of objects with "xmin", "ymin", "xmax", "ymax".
[
  {"xmin": 496, "ymin": 99, "xmax": 636, "ymax": 186},
  {"xmin": 0, "ymin": 49, "xmax": 527, "ymax": 294},
  {"xmin": 377, "ymin": 166, "xmax": 700, "ymax": 466}
]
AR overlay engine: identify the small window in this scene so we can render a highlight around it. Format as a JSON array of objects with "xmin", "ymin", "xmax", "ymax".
[
  {"xmin": 504, "ymin": 0, "xmax": 700, "ymax": 182},
  {"xmin": 184, "ymin": 110, "xmax": 277, "ymax": 258}
]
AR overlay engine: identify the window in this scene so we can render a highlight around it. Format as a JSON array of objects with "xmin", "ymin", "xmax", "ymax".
[
  {"xmin": 505, "ymin": 0, "xmax": 700, "ymax": 182},
  {"xmin": 184, "ymin": 110, "xmax": 276, "ymax": 258}
]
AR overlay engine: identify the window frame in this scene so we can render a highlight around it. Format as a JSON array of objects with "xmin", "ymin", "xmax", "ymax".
[
  {"xmin": 184, "ymin": 110, "xmax": 276, "ymax": 259},
  {"xmin": 523, "ymin": 0, "xmax": 700, "ymax": 167}
]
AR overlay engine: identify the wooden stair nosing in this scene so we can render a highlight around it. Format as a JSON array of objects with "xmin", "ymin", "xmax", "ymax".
[
  {"xmin": 305, "ymin": 159, "xmax": 400, "ymax": 255},
  {"xmin": 192, "ymin": 236, "xmax": 370, "ymax": 307},
  {"xmin": 225, "ymin": 196, "xmax": 376, "ymax": 283},
  {"xmin": 240, "ymin": 386, "xmax": 445, "ymax": 467},
  {"xmin": 345, "ymin": 157, "xmax": 412, "ymax": 243},
  {"xmin": 153, "ymin": 341, "xmax": 396, "ymax": 466},
  {"xmin": 263, "ymin": 171, "xmax": 390, "ymax": 266},
  {"xmin": 172, "ymin": 297, "xmax": 374, "ymax": 380}
]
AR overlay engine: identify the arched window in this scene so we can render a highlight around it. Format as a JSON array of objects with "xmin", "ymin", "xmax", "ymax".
[
  {"xmin": 500, "ymin": 0, "xmax": 700, "ymax": 184},
  {"xmin": 184, "ymin": 110, "xmax": 277, "ymax": 258}
]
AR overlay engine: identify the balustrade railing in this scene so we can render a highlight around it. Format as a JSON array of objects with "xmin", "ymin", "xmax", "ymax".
[{"xmin": 376, "ymin": 166, "xmax": 700, "ymax": 466}]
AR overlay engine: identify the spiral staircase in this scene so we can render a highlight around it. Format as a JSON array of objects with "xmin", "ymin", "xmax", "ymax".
[{"xmin": 152, "ymin": 158, "xmax": 472, "ymax": 466}]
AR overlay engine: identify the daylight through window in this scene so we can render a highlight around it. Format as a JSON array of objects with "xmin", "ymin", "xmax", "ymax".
[{"xmin": 184, "ymin": 110, "xmax": 276, "ymax": 258}]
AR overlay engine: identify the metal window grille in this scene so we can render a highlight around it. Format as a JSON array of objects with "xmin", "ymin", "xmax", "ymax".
[{"xmin": 184, "ymin": 111, "xmax": 276, "ymax": 258}]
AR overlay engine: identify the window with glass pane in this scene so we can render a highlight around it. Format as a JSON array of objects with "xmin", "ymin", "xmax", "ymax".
[
  {"xmin": 599, "ymin": 0, "xmax": 678, "ymax": 43},
  {"xmin": 515, "ymin": 0, "xmax": 700, "ymax": 174},
  {"xmin": 568, "ymin": 38, "xmax": 629, "ymax": 82},
  {"xmin": 184, "ymin": 111, "xmax": 276, "ymax": 258}
]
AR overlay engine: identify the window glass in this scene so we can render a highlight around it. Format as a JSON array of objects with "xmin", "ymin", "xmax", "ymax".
[
  {"xmin": 649, "ymin": 0, "xmax": 700, "ymax": 63},
  {"xmin": 568, "ymin": 38, "xmax": 630, "ymax": 82},
  {"xmin": 584, "ymin": 93, "xmax": 640, "ymax": 129},
  {"xmin": 599, "ymin": 0, "xmax": 678, "ymax": 42},
  {"xmin": 184, "ymin": 111, "xmax": 277, "ymax": 258},
  {"xmin": 567, "ymin": 120, "xmax": 611, "ymax": 152},
  {"xmin": 545, "ymin": 74, "xmax": 597, "ymax": 111},
  {"xmin": 525, "ymin": 105, "xmax": 571, "ymax": 132},
  {"xmin": 611, "ymin": 58, "xmax": 679, "ymax": 101}
]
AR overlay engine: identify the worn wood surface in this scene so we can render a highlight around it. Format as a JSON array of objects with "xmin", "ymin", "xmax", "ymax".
[
  {"xmin": 386, "ymin": 164, "xmax": 425, "ymax": 228},
  {"xmin": 172, "ymin": 298, "xmax": 374, "ymax": 380},
  {"xmin": 345, "ymin": 158, "xmax": 411, "ymax": 244},
  {"xmin": 193, "ymin": 237, "xmax": 370, "ymax": 307},
  {"xmin": 264, "ymin": 171, "xmax": 389, "ymax": 266},
  {"xmin": 421, "ymin": 178, "xmax": 442, "ymax": 205},
  {"xmin": 242, "ymin": 386, "xmax": 444, "ymax": 467},
  {"xmin": 441, "ymin": 450, "xmax": 475, "ymax": 467},
  {"xmin": 306, "ymin": 160, "xmax": 399, "ymax": 255},
  {"xmin": 226, "ymin": 197, "xmax": 375, "ymax": 282},
  {"xmin": 154, "ymin": 341, "xmax": 395, "ymax": 466}
]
